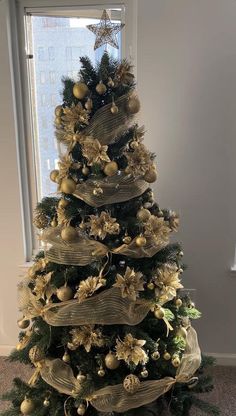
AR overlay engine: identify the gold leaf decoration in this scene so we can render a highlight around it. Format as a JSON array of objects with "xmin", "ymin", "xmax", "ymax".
[
  {"xmin": 74, "ymin": 276, "xmax": 106, "ymax": 303},
  {"xmin": 154, "ymin": 264, "xmax": 183, "ymax": 304},
  {"xmin": 27, "ymin": 258, "xmax": 48, "ymax": 279},
  {"xmin": 125, "ymin": 143, "xmax": 153, "ymax": 176},
  {"xmin": 67, "ymin": 325, "xmax": 105, "ymax": 352},
  {"xmin": 114, "ymin": 60, "xmax": 134, "ymax": 86},
  {"xmin": 61, "ymin": 103, "xmax": 89, "ymax": 132},
  {"xmin": 87, "ymin": 211, "xmax": 120, "ymax": 240},
  {"xmin": 113, "ymin": 267, "xmax": 144, "ymax": 301},
  {"xmin": 115, "ymin": 333, "xmax": 148, "ymax": 366},
  {"xmin": 81, "ymin": 137, "xmax": 110, "ymax": 167},
  {"xmin": 144, "ymin": 215, "xmax": 171, "ymax": 243}
]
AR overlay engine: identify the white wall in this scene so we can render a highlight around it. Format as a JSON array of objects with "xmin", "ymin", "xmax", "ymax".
[
  {"xmin": 0, "ymin": 0, "xmax": 236, "ymax": 358},
  {"xmin": 137, "ymin": 0, "xmax": 236, "ymax": 355}
]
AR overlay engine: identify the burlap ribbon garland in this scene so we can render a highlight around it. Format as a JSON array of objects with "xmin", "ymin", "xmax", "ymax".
[{"xmin": 38, "ymin": 326, "xmax": 201, "ymax": 413}]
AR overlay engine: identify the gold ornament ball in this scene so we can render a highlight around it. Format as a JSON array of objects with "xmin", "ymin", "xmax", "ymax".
[
  {"xmin": 179, "ymin": 250, "xmax": 184, "ymax": 257},
  {"xmin": 51, "ymin": 219, "xmax": 58, "ymax": 228},
  {"xmin": 176, "ymin": 327, "xmax": 188, "ymax": 339},
  {"xmin": 43, "ymin": 398, "xmax": 50, "ymax": 407},
  {"xmin": 54, "ymin": 116, "xmax": 62, "ymax": 126},
  {"xmin": 123, "ymin": 374, "xmax": 140, "ymax": 394},
  {"xmin": 57, "ymin": 286, "xmax": 73, "ymax": 301},
  {"xmin": 61, "ymin": 226, "xmax": 78, "ymax": 242},
  {"xmin": 93, "ymin": 186, "xmax": 103, "ymax": 196},
  {"xmin": 85, "ymin": 98, "xmax": 93, "ymax": 111},
  {"xmin": 98, "ymin": 367, "xmax": 105, "ymax": 377},
  {"xmin": 111, "ymin": 103, "xmax": 119, "ymax": 114},
  {"xmin": 147, "ymin": 282, "xmax": 154, "ymax": 290},
  {"xmin": 77, "ymin": 372, "xmax": 87, "ymax": 382},
  {"xmin": 77, "ymin": 404, "xmax": 86, "ymax": 415},
  {"xmin": 104, "ymin": 161, "xmax": 118, "ymax": 177},
  {"xmin": 60, "ymin": 178, "xmax": 76, "ymax": 194},
  {"xmin": 55, "ymin": 105, "xmax": 63, "ymax": 116},
  {"xmin": 137, "ymin": 208, "xmax": 151, "ymax": 222},
  {"xmin": 50, "ymin": 169, "xmax": 59, "ymax": 183},
  {"xmin": 17, "ymin": 318, "xmax": 30, "ymax": 329},
  {"xmin": 144, "ymin": 168, "xmax": 157, "ymax": 183},
  {"xmin": 135, "ymin": 235, "xmax": 147, "ymax": 247},
  {"xmin": 16, "ymin": 342, "xmax": 22, "ymax": 351},
  {"xmin": 96, "ymin": 81, "xmax": 107, "ymax": 95},
  {"xmin": 172, "ymin": 356, "xmax": 181, "ymax": 368},
  {"xmin": 58, "ymin": 199, "xmax": 69, "ymax": 209},
  {"xmin": 140, "ymin": 368, "xmax": 148, "ymax": 378},
  {"xmin": 175, "ymin": 298, "xmax": 183, "ymax": 307},
  {"xmin": 151, "ymin": 351, "xmax": 160, "ymax": 361},
  {"xmin": 29, "ymin": 345, "xmax": 45, "ymax": 363},
  {"xmin": 82, "ymin": 166, "xmax": 89, "ymax": 176},
  {"xmin": 20, "ymin": 399, "xmax": 35, "ymax": 415},
  {"xmin": 163, "ymin": 352, "xmax": 171, "ymax": 361},
  {"xmin": 62, "ymin": 351, "xmax": 70, "ymax": 363},
  {"xmin": 73, "ymin": 82, "xmax": 89, "ymax": 100},
  {"xmin": 154, "ymin": 307, "xmax": 165, "ymax": 320},
  {"xmin": 107, "ymin": 77, "xmax": 115, "ymax": 87},
  {"xmin": 123, "ymin": 235, "xmax": 132, "ymax": 244},
  {"xmin": 105, "ymin": 352, "xmax": 120, "ymax": 370},
  {"xmin": 127, "ymin": 96, "xmax": 140, "ymax": 114}
]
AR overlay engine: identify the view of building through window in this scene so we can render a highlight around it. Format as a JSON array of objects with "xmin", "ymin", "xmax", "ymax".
[{"xmin": 28, "ymin": 12, "xmax": 122, "ymax": 199}]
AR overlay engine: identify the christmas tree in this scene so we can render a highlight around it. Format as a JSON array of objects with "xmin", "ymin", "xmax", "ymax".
[{"xmin": 1, "ymin": 11, "xmax": 219, "ymax": 416}]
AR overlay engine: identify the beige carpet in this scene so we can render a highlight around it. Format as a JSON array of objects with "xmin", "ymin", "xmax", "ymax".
[{"xmin": 0, "ymin": 358, "xmax": 236, "ymax": 414}]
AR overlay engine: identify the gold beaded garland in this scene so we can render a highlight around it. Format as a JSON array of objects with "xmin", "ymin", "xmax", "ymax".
[
  {"xmin": 103, "ymin": 161, "xmax": 118, "ymax": 177},
  {"xmin": 96, "ymin": 81, "xmax": 107, "ymax": 95},
  {"xmin": 61, "ymin": 226, "xmax": 78, "ymax": 242},
  {"xmin": 105, "ymin": 352, "xmax": 120, "ymax": 370},
  {"xmin": 57, "ymin": 285, "xmax": 73, "ymax": 301},
  {"xmin": 73, "ymin": 82, "xmax": 89, "ymax": 99},
  {"xmin": 60, "ymin": 178, "xmax": 76, "ymax": 194}
]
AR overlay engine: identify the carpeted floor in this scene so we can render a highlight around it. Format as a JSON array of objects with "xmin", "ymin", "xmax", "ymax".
[{"xmin": 0, "ymin": 358, "xmax": 236, "ymax": 414}]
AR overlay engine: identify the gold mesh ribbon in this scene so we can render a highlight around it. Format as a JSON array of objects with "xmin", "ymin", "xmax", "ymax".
[
  {"xmin": 38, "ymin": 327, "xmax": 201, "ymax": 412},
  {"xmin": 113, "ymin": 236, "xmax": 169, "ymax": 258},
  {"xmin": 73, "ymin": 173, "xmax": 149, "ymax": 208}
]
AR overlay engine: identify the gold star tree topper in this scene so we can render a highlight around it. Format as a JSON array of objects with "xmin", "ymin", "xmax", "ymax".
[{"xmin": 87, "ymin": 10, "xmax": 125, "ymax": 50}]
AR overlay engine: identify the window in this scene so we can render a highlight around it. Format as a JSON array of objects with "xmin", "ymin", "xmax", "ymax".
[
  {"xmin": 40, "ymin": 71, "xmax": 46, "ymax": 84},
  {"xmin": 49, "ymin": 71, "xmax": 56, "ymax": 84},
  {"xmin": 38, "ymin": 47, "xmax": 45, "ymax": 61},
  {"xmin": 48, "ymin": 47, "xmax": 55, "ymax": 61}
]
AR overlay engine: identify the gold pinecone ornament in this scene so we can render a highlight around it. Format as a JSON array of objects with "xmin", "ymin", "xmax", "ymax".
[{"xmin": 33, "ymin": 210, "xmax": 48, "ymax": 229}]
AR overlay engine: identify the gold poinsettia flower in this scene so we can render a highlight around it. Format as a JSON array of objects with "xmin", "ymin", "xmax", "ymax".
[
  {"xmin": 154, "ymin": 264, "xmax": 183, "ymax": 304},
  {"xmin": 67, "ymin": 325, "xmax": 105, "ymax": 352},
  {"xmin": 87, "ymin": 211, "xmax": 120, "ymax": 240},
  {"xmin": 61, "ymin": 103, "xmax": 89, "ymax": 132},
  {"xmin": 115, "ymin": 333, "xmax": 148, "ymax": 366},
  {"xmin": 74, "ymin": 276, "xmax": 106, "ymax": 303},
  {"xmin": 33, "ymin": 272, "xmax": 56, "ymax": 301},
  {"xmin": 81, "ymin": 138, "xmax": 110, "ymax": 166},
  {"xmin": 144, "ymin": 215, "xmax": 171, "ymax": 244},
  {"xmin": 113, "ymin": 266, "xmax": 144, "ymax": 301},
  {"xmin": 27, "ymin": 258, "xmax": 48, "ymax": 279},
  {"xmin": 125, "ymin": 143, "xmax": 152, "ymax": 176},
  {"xmin": 114, "ymin": 60, "xmax": 134, "ymax": 86},
  {"xmin": 57, "ymin": 154, "xmax": 81, "ymax": 181}
]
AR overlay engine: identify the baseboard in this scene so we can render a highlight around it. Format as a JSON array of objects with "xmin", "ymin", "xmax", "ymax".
[
  {"xmin": 205, "ymin": 352, "xmax": 236, "ymax": 366},
  {"xmin": 0, "ymin": 345, "xmax": 14, "ymax": 356}
]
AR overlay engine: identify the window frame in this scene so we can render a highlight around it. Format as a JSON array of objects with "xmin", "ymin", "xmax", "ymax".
[{"xmin": 11, "ymin": 0, "xmax": 137, "ymax": 260}]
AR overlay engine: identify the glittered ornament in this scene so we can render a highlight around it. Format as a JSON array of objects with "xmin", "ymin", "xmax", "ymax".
[
  {"xmin": 73, "ymin": 82, "xmax": 89, "ymax": 99},
  {"xmin": 123, "ymin": 374, "xmax": 140, "ymax": 394},
  {"xmin": 20, "ymin": 398, "xmax": 35, "ymax": 415},
  {"xmin": 137, "ymin": 208, "xmax": 151, "ymax": 222},
  {"xmin": 147, "ymin": 282, "xmax": 154, "ymax": 290},
  {"xmin": 140, "ymin": 367, "xmax": 148, "ymax": 378},
  {"xmin": 50, "ymin": 169, "xmax": 59, "ymax": 183},
  {"xmin": 105, "ymin": 352, "xmax": 120, "ymax": 370},
  {"xmin": 62, "ymin": 350, "xmax": 70, "ymax": 363},
  {"xmin": 123, "ymin": 235, "xmax": 132, "ymax": 244},
  {"xmin": 144, "ymin": 168, "xmax": 157, "ymax": 183},
  {"xmin": 175, "ymin": 298, "xmax": 183, "ymax": 307},
  {"xmin": 127, "ymin": 96, "xmax": 140, "ymax": 114},
  {"xmin": 51, "ymin": 218, "xmax": 58, "ymax": 228},
  {"xmin": 154, "ymin": 307, "xmax": 165, "ymax": 319},
  {"xmin": 172, "ymin": 355, "xmax": 180, "ymax": 367},
  {"xmin": 33, "ymin": 210, "xmax": 48, "ymax": 229},
  {"xmin": 135, "ymin": 235, "xmax": 147, "ymax": 247},
  {"xmin": 96, "ymin": 81, "xmax": 107, "ymax": 95},
  {"xmin": 151, "ymin": 351, "xmax": 160, "ymax": 361},
  {"xmin": 55, "ymin": 105, "xmax": 63, "ymax": 116},
  {"xmin": 77, "ymin": 404, "xmax": 86, "ymax": 415},
  {"xmin": 43, "ymin": 398, "xmax": 50, "ymax": 407},
  {"xmin": 107, "ymin": 77, "xmax": 115, "ymax": 87},
  {"xmin": 163, "ymin": 352, "xmax": 171, "ymax": 361},
  {"xmin": 98, "ymin": 367, "xmax": 105, "ymax": 377},
  {"xmin": 77, "ymin": 372, "xmax": 87, "ymax": 382},
  {"xmin": 176, "ymin": 327, "xmax": 188, "ymax": 339},
  {"xmin": 57, "ymin": 285, "xmax": 73, "ymax": 301},
  {"xmin": 29, "ymin": 345, "xmax": 45, "ymax": 363},
  {"xmin": 103, "ymin": 161, "xmax": 118, "ymax": 176},
  {"xmin": 82, "ymin": 166, "xmax": 89, "ymax": 176},
  {"xmin": 61, "ymin": 226, "xmax": 78, "ymax": 242},
  {"xmin": 110, "ymin": 102, "xmax": 119, "ymax": 114},
  {"xmin": 85, "ymin": 98, "xmax": 93, "ymax": 111},
  {"xmin": 17, "ymin": 318, "xmax": 30, "ymax": 329},
  {"xmin": 60, "ymin": 178, "xmax": 76, "ymax": 194},
  {"xmin": 58, "ymin": 199, "xmax": 69, "ymax": 209}
]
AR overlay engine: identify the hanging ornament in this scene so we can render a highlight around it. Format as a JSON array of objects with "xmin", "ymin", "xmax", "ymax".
[
  {"xmin": 51, "ymin": 218, "xmax": 58, "ymax": 228},
  {"xmin": 105, "ymin": 352, "xmax": 120, "ymax": 370},
  {"xmin": 176, "ymin": 326, "xmax": 188, "ymax": 339},
  {"xmin": 127, "ymin": 96, "xmax": 140, "ymax": 114},
  {"xmin": 154, "ymin": 307, "xmax": 165, "ymax": 319},
  {"xmin": 135, "ymin": 235, "xmax": 147, "ymax": 247},
  {"xmin": 123, "ymin": 374, "xmax": 140, "ymax": 394},
  {"xmin": 77, "ymin": 403, "xmax": 86, "ymax": 415},
  {"xmin": 103, "ymin": 161, "xmax": 118, "ymax": 176},
  {"xmin": 110, "ymin": 102, "xmax": 119, "ymax": 114},
  {"xmin": 55, "ymin": 105, "xmax": 63, "ymax": 116},
  {"xmin": 147, "ymin": 282, "xmax": 154, "ymax": 290},
  {"xmin": 107, "ymin": 77, "xmax": 115, "ymax": 87},
  {"xmin": 123, "ymin": 235, "xmax": 132, "ymax": 244},
  {"xmin": 50, "ymin": 169, "xmax": 59, "ymax": 183},
  {"xmin": 85, "ymin": 97, "xmax": 93, "ymax": 111},
  {"xmin": 179, "ymin": 250, "xmax": 184, "ymax": 257},
  {"xmin": 73, "ymin": 82, "xmax": 89, "ymax": 100},
  {"xmin": 82, "ymin": 165, "xmax": 90, "ymax": 176},
  {"xmin": 77, "ymin": 371, "xmax": 87, "ymax": 382},
  {"xmin": 57, "ymin": 285, "xmax": 73, "ymax": 301},
  {"xmin": 163, "ymin": 351, "xmax": 171, "ymax": 361},
  {"xmin": 151, "ymin": 351, "xmax": 160, "ymax": 361},
  {"xmin": 97, "ymin": 366, "xmax": 105, "ymax": 377},
  {"xmin": 96, "ymin": 81, "xmax": 107, "ymax": 95},
  {"xmin": 60, "ymin": 177, "xmax": 76, "ymax": 194},
  {"xmin": 17, "ymin": 318, "xmax": 30, "ymax": 329},
  {"xmin": 29, "ymin": 345, "xmax": 45, "ymax": 363},
  {"xmin": 62, "ymin": 350, "xmax": 71, "ymax": 363},
  {"xmin": 144, "ymin": 167, "xmax": 157, "ymax": 183},
  {"xmin": 86, "ymin": 10, "xmax": 125, "ymax": 50},
  {"xmin": 175, "ymin": 298, "xmax": 183, "ymax": 307},
  {"xmin": 140, "ymin": 367, "xmax": 148, "ymax": 378},
  {"xmin": 43, "ymin": 398, "xmax": 50, "ymax": 407},
  {"xmin": 20, "ymin": 398, "xmax": 35, "ymax": 415},
  {"xmin": 61, "ymin": 225, "xmax": 78, "ymax": 242},
  {"xmin": 172, "ymin": 355, "xmax": 181, "ymax": 368},
  {"xmin": 136, "ymin": 208, "xmax": 151, "ymax": 222},
  {"xmin": 93, "ymin": 185, "xmax": 103, "ymax": 196},
  {"xmin": 58, "ymin": 198, "xmax": 69, "ymax": 209}
]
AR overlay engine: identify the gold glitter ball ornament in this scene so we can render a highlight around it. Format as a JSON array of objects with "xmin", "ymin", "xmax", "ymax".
[
  {"xmin": 62, "ymin": 351, "xmax": 71, "ymax": 363},
  {"xmin": 123, "ymin": 374, "xmax": 140, "ymax": 394},
  {"xmin": 163, "ymin": 352, "xmax": 171, "ymax": 361},
  {"xmin": 20, "ymin": 399, "xmax": 35, "ymax": 415},
  {"xmin": 51, "ymin": 218, "xmax": 58, "ymax": 228},
  {"xmin": 82, "ymin": 165, "xmax": 90, "ymax": 175},
  {"xmin": 151, "ymin": 351, "xmax": 160, "ymax": 361},
  {"xmin": 140, "ymin": 367, "xmax": 148, "ymax": 378},
  {"xmin": 111, "ymin": 103, "xmax": 119, "ymax": 114},
  {"xmin": 29, "ymin": 345, "xmax": 45, "ymax": 363},
  {"xmin": 103, "ymin": 161, "xmax": 118, "ymax": 176},
  {"xmin": 58, "ymin": 198, "xmax": 69, "ymax": 209},
  {"xmin": 135, "ymin": 235, "xmax": 147, "ymax": 247},
  {"xmin": 175, "ymin": 298, "xmax": 183, "ymax": 307},
  {"xmin": 50, "ymin": 169, "xmax": 59, "ymax": 183},
  {"xmin": 77, "ymin": 404, "xmax": 86, "ymax": 415},
  {"xmin": 123, "ymin": 235, "xmax": 132, "ymax": 244},
  {"xmin": 87, "ymin": 10, "xmax": 125, "ymax": 50},
  {"xmin": 17, "ymin": 318, "xmax": 30, "ymax": 329},
  {"xmin": 57, "ymin": 285, "xmax": 73, "ymax": 301},
  {"xmin": 98, "ymin": 367, "xmax": 105, "ymax": 377},
  {"xmin": 105, "ymin": 352, "xmax": 120, "ymax": 370},
  {"xmin": 137, "ymin": 208, "xmax": 151, "ymax": 222},
  {"xmin": 61, "ymin": 226, "xmax": 78, "ymax": 242},
  {"xmin": 144, "ymin": 167, "xmax": 157, "ymax": 183},
  {"xmin": 176, "ymin": 326, "xmax": 188, "ymax": 339},
  {"xmin": 85, "ymin": 98, "xmax": 93, "ymax": 111},
  {"xmin": 147, "ymin": 282, "xmax": 154, "ymax": 290},
  {"xmin": 96, "ymin": 81, "xmax": 107, "ymax": 95},
  {"xmin": 43, "ymin": 398, "xmax": 50, "ymax": 407},
  {"xmin": 172, "ymin": 355, "xmax": 181, "ymax": 368},
  {"xmin": 60, "ymin": 178, "xmax": 76, "ymax": 194},
  {"xmin": 55, "ymin": 105, "xmax": 63, "ymax": 116},
  {"xmin": 127, "ymin": 96, "xmax": 140, "ymax": 114},
  {"xmin": 73, "ymin": 82, "xmax": 89, "ymax": 100}
]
